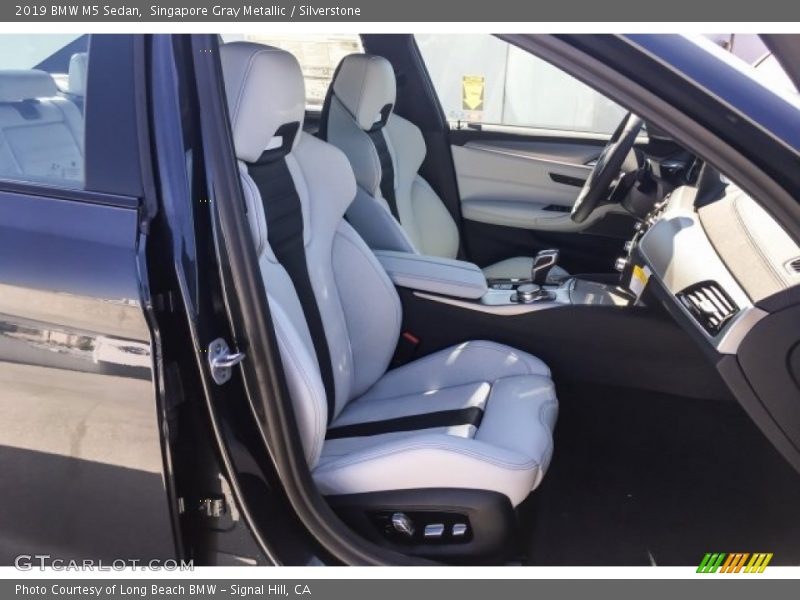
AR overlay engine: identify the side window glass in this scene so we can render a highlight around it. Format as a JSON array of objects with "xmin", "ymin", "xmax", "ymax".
[
  {"xmin": 221, "ymin": 34, "xmax": 363, "ymax": 109},
  {"xmin": 414, "ymin": 34, "xmax": 627, "ymax": 134},
  {"xmin": 0, "ymin": 34, "xmax": 88, "ymax": 187}
]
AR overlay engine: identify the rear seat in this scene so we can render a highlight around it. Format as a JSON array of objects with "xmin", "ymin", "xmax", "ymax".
[
  {"xmin": 67, "ymin": 52, "xmax": 88, "ymax": 112},
  {"xmin": 0, "ymin": 69, "xmax": 84, "ymax": 184}
]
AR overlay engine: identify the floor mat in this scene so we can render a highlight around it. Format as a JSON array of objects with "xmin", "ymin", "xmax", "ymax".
[{"xmin": 522, "ymin": 382, "xmax": 800, "ymax": 566}]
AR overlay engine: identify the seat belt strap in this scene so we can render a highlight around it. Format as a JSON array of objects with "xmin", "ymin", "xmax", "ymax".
[
  {"xmin": 364, "ymin": 104, "xmax": 400, "ymax": 222},
  {"xmin": 325, "ymin": 406, "xmax": 484, "ymax": 440},
  {"xmin": 367, "ymin": 128, "xmax": 400, "ymax": 222},
  {"xmin": 247, "ymin": 125, "xmax": 337, "ymax": 424}
]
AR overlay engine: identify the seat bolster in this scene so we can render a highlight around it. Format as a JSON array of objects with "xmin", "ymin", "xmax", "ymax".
[
  {"xmin": 331, "ymin": 221, "xmax": 402, "ymax": 403},
  {"xmin": 327, "ymin": 97, "xmax": 381, "ymax": 195},
  {"xmin": 360, "ymin": 340, "xmax": 550, "ymax": 403},
  {"xmin": 475, "ymin": 375, "xmax": 558, "ymax": 488},
  {"xmin": 269, "ymin": 297, "xmax": 327, "ymax": 468},
  {"xmin": 409, "ymin": 175, "xmax": 461, "ymax": 259},
  {"xmin": 313, "ymin": 432, "xmax": 544, "ymax": 507}
]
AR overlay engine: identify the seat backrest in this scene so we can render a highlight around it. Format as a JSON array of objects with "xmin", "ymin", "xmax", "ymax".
[
  {"xmin": 220, "ymin": 42, "xmax": 402, "ymax": 468},
  {"xmin": 322, "ymin": 53, "xmax": 460, "ymax": 260},
  {"xmin": 0, "ymin": 69, "xmax": 84, "ymax": 184}
]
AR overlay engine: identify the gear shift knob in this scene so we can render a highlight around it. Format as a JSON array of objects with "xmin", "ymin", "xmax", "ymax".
[{"xmin": 531, "ymin": 249, "xmax": 560, "ymax": 285}]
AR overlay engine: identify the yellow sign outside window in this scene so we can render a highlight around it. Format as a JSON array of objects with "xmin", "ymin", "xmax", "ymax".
[{"xmin": 462, "ymin": 75, "xmax": 485, "ymax": 111}]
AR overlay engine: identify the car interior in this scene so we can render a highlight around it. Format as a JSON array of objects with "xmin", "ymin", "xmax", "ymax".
[
  {"xmin": 0, "ymin": 52, "xmax": 85, "ymax": 184},
  {"xmin": 6, "ymin": 33, "xmax": 800, "ymax": 566},
  {"xmin": 212, "ymin": 36, "xmax": 800, "ymax": 565}
]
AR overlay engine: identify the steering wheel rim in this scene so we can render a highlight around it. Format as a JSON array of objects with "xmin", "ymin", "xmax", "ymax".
[{"xmin": 571, "ymin": 113, "xmax": 644, "ymax": 223}]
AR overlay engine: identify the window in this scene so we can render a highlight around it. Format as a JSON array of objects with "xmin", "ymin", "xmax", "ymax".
[
  {"xmin": 753, "ymin": 53, "xmax": 798, "ymax": 95},
  {"xmin": 221, "ymin": 34, "xmax": 363, "ymax": 109},
  {"xmin": 704, "ymin": 34, "xmax": 797, "ymax": 97},
  {"xmin": 414, "ymin": 34, "xmax": 627, "ymax": 135},
  {"xmin": 0, "ymin": 34, "xmax": 88, "ymax": 188}
]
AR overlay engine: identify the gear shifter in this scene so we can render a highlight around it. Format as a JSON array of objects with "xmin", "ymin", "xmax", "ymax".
[{"xmin": 531, "ymin": 249, "xmax": 560, "ymax": 286}]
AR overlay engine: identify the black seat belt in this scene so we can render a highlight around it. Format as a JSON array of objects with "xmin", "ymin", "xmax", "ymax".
[
  {"xmin": 366, "ymin": 103, "xmax": 400, "ymax": 221},
  {"xmin": 247, "ymin": 122, "xmax": 336, "ymax": 424},
  {"xmin": 326, "ymin": 406, "xmax": 484, "ymax": 440}
]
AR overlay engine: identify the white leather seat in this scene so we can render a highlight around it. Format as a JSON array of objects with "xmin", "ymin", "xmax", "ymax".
[
  {"xmin": 220, "ymin": 42, "xmax": 558, "ymax": 509},
  {"xmin": 0, "ymin": 69, "xmax": 83, "ymax": 183},
  {"xmin": 316, "ymin": 341, "xmax": 557, "ymax": 506},
  {"xmin": 321, "ymin": 53, "xmax": 569, "ymax": 283}
]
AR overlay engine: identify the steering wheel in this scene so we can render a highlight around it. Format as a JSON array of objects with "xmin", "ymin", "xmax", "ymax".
[{"xmin": 571, "ymin": 113, "xmax": 644, "ymax": 223}]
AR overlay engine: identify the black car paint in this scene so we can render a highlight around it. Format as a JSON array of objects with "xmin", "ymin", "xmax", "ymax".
[{"xmin": 0, "ymin": 35, "xmax": 174, "ymax": 562}]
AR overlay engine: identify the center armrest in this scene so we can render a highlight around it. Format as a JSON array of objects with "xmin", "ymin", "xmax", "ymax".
[{"xmin": 374, "ymin": 251, "xmax": 488, "ymax": 300}]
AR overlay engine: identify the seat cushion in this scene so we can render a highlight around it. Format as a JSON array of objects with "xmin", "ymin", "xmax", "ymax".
[
  {"xmin": 313, "ymin": 341, "xmax": 558, "ymax": 507},
  {"xmin": 482, "ymin": 256, "xmax": 570, "ymax": 283}
]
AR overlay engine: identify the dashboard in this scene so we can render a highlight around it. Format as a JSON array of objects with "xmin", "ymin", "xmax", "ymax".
[
  {"xmin": 636, "ymin": 186, "xmax": 764, "ymax": 354},
  {"xmin": 634, "ymin": 183, "xmax": 800, "ymax": 352},
  {"xmin": 626, "ymin": 179, "xmax": 800, "ymax": 474}
]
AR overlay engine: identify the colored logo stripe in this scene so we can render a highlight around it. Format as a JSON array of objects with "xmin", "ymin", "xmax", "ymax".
[
  {"xmin": 745, "ymin": 553, "xmax": 773, "ymax": 573},
  {"xmin": 698, "ymin": 553, "xmax": 726, "ymax": 573},
  {"xmin": 697, "ymin": 553, "xmax": 773, "ymax": 573}
]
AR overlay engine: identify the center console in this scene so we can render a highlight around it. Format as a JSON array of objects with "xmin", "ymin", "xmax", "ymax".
[
  {"xmin": 381, "ymin": 245, "xmax": 726, "ymax": 400},
  {"xmin": 374, "ymin": 249, "xmax": 634, "ymax": 316}
]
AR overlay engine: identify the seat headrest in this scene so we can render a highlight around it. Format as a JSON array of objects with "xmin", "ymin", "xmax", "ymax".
[
  {"xmin": 0, "ymin": 69, "xmax": 58, "ymax": 103},
  {"xmin": 331, "ymin": 54, "xmax": 396, "ymax": 131},
  {"xmin": 220, "ymin": 42, "xmax": 305, "ymax": 164},
  {"xmin": 68, "ymin": 52, "xmax": 88, "ymax": 97}
]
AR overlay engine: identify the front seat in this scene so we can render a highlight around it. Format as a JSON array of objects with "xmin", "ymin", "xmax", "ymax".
[
  {"xmin": 320, "ymin": 53, "xmax": 569, "ymax": 284},
  {"xmin": 221, "ymin": 42, "xmax": 558, "ymax": 558}
]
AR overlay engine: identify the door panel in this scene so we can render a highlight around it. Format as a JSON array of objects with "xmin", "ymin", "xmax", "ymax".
[
  {"xmin": 454, "ymin": 137, "xmax": 629, "ymax": 234},
  {"xmin": 0, "ymin": 33, "xmax": 175, "ymax": 564},
  {"xmin": 0, "ymin": 191, "xmax": 175, "ymax": 563},
  {"xmin": 450, "ymin": 131, "xmax": 636, "ymax": 272},
  {"xmin": 411, "ymin": 33, "xmax": 636, "ymax": 272},
  {"xmin": 453, "ymin": 141, "xmax": 593, "ymax": 211}
]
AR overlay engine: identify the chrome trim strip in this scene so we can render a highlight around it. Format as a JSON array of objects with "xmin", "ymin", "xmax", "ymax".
[
  {"xmin": 413, "ymin": 290, "xmax": 564, "ymax": 315},
  {"xmin": 463, "ymin": 141, "xmax": 595, "ymax": 171}
]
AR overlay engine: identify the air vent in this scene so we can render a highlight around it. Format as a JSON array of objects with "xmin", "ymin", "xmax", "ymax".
[
  {"xmin": 677, "ymin": 281, "xmax": 739, "ymax": 335},
  {"xmin": 787, "ymin": 257, "xmax": 800, "ymax": 275}
]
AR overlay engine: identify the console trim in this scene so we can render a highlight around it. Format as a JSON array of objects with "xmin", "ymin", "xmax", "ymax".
[{"xmin": 413, "ymin": 278, "xmax": 632, "ymax": 316}]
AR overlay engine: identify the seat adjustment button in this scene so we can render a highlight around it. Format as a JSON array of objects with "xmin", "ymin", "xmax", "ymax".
[
  {"xmin": 390, "ymin": 512, "xmax": 415, "ymax": 538},
  {"xmin": 423, "ymin": 523, "xmax": 445, "ymax": 539},
  {"xmin": 452, "ymin": 523, "xmax": 468, "ymax": 537}
]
